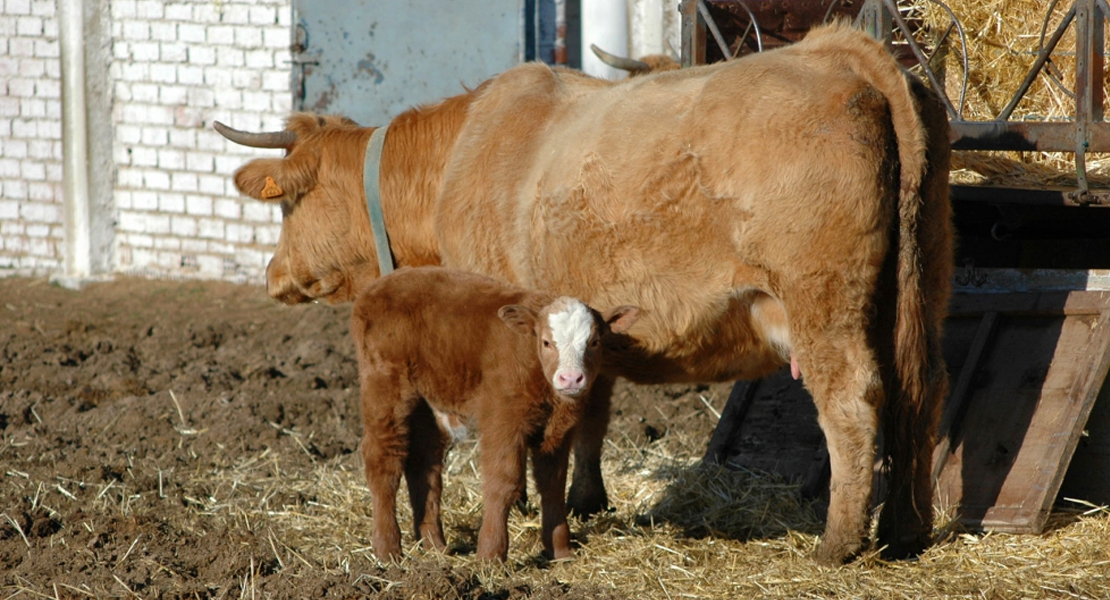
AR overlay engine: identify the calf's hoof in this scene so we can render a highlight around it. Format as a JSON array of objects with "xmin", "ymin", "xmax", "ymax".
[{"xmin": 878, "ymin": 531, "xmax": 931, "ymax": 561}]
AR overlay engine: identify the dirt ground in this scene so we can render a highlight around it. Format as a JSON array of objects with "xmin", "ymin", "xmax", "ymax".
[{"xmin": 0, "ymin": 275, "xmax": 731, "ymax": 599}]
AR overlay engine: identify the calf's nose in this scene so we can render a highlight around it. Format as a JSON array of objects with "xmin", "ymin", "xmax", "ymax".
[{"xmin": 555, "ymin": 370, "xmax": 586, "ymax": 391}]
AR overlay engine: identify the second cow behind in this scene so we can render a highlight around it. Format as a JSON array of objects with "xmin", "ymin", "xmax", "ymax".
[{"xmin": 351, "ymin": 266, "xmax": 639, "ymax": 561}]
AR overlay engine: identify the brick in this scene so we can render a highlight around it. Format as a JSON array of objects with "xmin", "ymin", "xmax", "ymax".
[
  {"xmin": 116, "ymin": 167, "xmax": 144, "ymax": 187},
  {"xmin": 145, "ymin": 213, "xmax": 171, "ymax": 234},
  {"xmin": 21, "ymin": 160, "xmax": 45, "ymax": 181},
  {"xmin": 110, "ymin": 0, "xmax": 137, "ymax": 19},
  {"xmin": 114, "ymin": 144, "xmax": 133, "ymax": 166},
  {"xmin": 36, "ymin": 120, "xmax": 58, "ymax": 139},
  {"xmin": 160, "ymin": 193, "xmax": 185, "ymax": 213},
  {"xmin": 9, "ymin": 38, "xmax": 33, "ymax": 57},
  {"xmin": 225, "ymin": 223, "xmax": 252, "ymax": 243},
  {"xmin": 181, "ymin": 238, "xmax": 207, "ymax": 253},
  {"xmin": 197, "ymin": 175, "xmax": 223, "ymax": 196},
  {"xmin": 0, "ymin": 99, "xmax": 13, "ymax": 119},
  {"xmin": 130, "ymin": 41, "xmax": 158, "ymax": 61},
  {"xmin": 262, "ymin": 27, "xmax": 288, "ymax": 49},
  {"xmin": 162, "ymin": 42, "xmax": 188, "ymax": 63},
  {"xmin": 198, "ymin": 217, "xmax": 223, "ymax": 238},
  {"xmin": 114, "ymin": 190, "xmax": 132, "ymax": 211},
  {"xmin": 171, "ymin": 172, "xmax": 198, "ymax": 192},
  {"xmin": 186, "ymin": 151, "xmax": 213, "ymax": 172},
  {"xmin": 232, "ymin": 69, "xmax": 260, "ymax": 88},
  {"xmin": 120, "ymin": 63, "xmax": 149, "ymax": 82},
  {"xmin": 203, "ymin": 66, "xmax": 232, "ymax": 88},
  {"xmin": 44, "ymin": 100, "xmax": 59, "ymax": 120},
  {"xmin": 122, "ymin": 20, "xmax": 149, "ymax": 42},
  {"xmin": 160, "ymin": 85, "xmax": 187, "ymax": 105},
  {"xmin": 144, "ymin": 169, "xmax": 170, "ymax": 190},
  {"xmin": 214, "ymin": 199, "xmax": 240, "ymax": 219},
  {"xmin": 174, "ymin": 106, "xmax": 204, "ymax": 128},
  {"xmin": 11, "ymin": 118, "xmax": 35, "ymax": 137},
  {"xmin": 207, "ymin": 25, "xmax": 234, "ymax": 45},
  {"xmin": 27, "ymin": 181, "xmax": 53, "ymax": 201},
  {"xmin": 244, "ymin": 49, "xmax": 273, "ymax": 69},
  {"xmin": 140, "ymin": 126, "xmax": 168, "ymax": 146},
  {"xmin": 150, "ymin": 22, "xmax": 176, "ymax": 42},
  {"xmin": 135, "ymin": 0, "xmax": 163, "ymax": 20},
  {"xmin": 112, "ymin": 40, "xmax": 130, "ymax": 60},
  {"xmin": 221, "ymin": 5, "xmax": 249, "ymax": 25},
  {"xmin": 16, "ymin": 16, "xmax": 42, "ymax": 36},
  {"xmin": 40, "ymin": 14, "xmax": 55, "ymax": 37},
  {"xmin": 25, "ymin": 223, "xmax": 49, "ymax": 238},
  {"xmin": 165, "ymin": 3, "xmax": 191, "ymax": 21},
  {"xmin": 131, "ymin": 82, "xmax": 158, "ymax": 102},
  {"xmin": 6, "ymin": 0, "xmax": 31, "ymax": 16},
  {"xmin": 193, "ymin": 3, "xmax": 219, "ymax": 23},
  {"xmin": 19, "ymin": 57, "xmax": 44, "ymax": 78},
  {"xmin": 33, "ymin": 39, "xmax": 58, "ymax": 59},
  {"xmin": 213, "ymin": 88, "xmax": 242, "ymax": 110},
  {"xmin": 186, "ymin": 86, "xmax": 214, "ymax": 107},
  {"xmin": 0, "ymin": 17, "xmax": 14, "ymax": 38},
  {"xmin": 185, "ymin": 194, "xmax": 212, "ymax": 215},
  {"xmin": 261, "ymin": 70, "xmax": 288, "ymax": 92},
  {"xmin": 242, "ymin": 202, "xmax": 275, "ymax": 223},
  {"xmin": 116, "ymin": 124, "xmax": 142, "ymax": 144},
  {"xmin": 4, "ymin": 139, "xmax": 28, "ymax": 158},
  {"xmin": 177, "ymin": 65, "xmax": 204, "ymax": 85},
  {"xmin": 150, "ymin": 63, "xmax": 176, "ymax": 83},
  {"xmin": 0, "ymin": 56, "xmax": 18, "ymax": 77},
  {"xmin": 168, "ymin": 128, "xmax": 196, "ymax": 148},
  {"xmin": 171, "ymin": 215, "xmax": 197, "ymax": 236},
  {"xmin": 242, "ymin": 91, "xmax": 270, "ymax": 112},
  {"xmin": 178, "ymin": 23, "xmax": 204, "ymax": 43},
  {"xmin": 20, "ymin": 98, "xmax": 45, "ymax": 118},
  {"xmin": 188, "ymin": 45, "xmax": 216, "ymax": 65},
  {"xmin": 249, "ymin": 5, "xmax": 276, "ymax": 25},
  {"xmin": 157, "ymin": 148, "xmax": 184, "ymax": 170},
  {"xmin": 7, "ymin": 78, "xmax": 34, "ymax": 98},
  {"xmin": 234, "ymin": 27, "xmax": 262, "ymax": 49},
  {"xmin": 131, "ymin": 190, "xmax": 157, "ymax": 210},
  {"xmin": 34, "ymin": 79, "xmax": 59, "ymax": 99},
  {"xmin": 153, "ymin": 237, "xmax": 179, "ymax": 251},
  {"xmin": 0, "ymin": 200, "xmax": 17, "ymax": 219},
  {"xmin": 27, "ymin": 139, "xmax": 50, "ymax": 159},
  {"xmin": 30, "ymin": 0, "xmax": 52, "ymax": 16},
  {"xmin": 215, "ymin": 46, "xmax": 244, "ymax": 67}
]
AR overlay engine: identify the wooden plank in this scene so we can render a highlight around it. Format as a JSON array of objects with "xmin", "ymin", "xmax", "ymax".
[
  {"xmin": 935, "ymin": 310, "xmax": 1110, "ymax": 532},
  {"xmin": 950, "ymin": 290, "xmax": 1110, "ymax": 317},
  {"xmin": 932, "ymin": 311, "xmax": 998, "ymax": 483}
]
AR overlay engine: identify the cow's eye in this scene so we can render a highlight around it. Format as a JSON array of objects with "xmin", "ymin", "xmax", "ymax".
[{"xmin": 543, "ymin": 339, "xmax": 551, "ymax": 348}]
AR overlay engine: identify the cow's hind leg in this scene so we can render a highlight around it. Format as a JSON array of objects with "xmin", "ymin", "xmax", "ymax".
[
  {"xmin": 798, "ymin": 331, "xmax": 883, "ymax": 566},
  {"xmin": 404, "ymin": 399, "xmax": 449, "ymax": 552},
  {"xmin": 360, "ymin": 372, "xmax": 415, "ymax": 561},
  {"xmin": 567, "ymin": 375, "xmax": 614, "ymax": 516},
  {"xmin": 876, "ymin": 346, "xmax": 945, "ymax": 559}
]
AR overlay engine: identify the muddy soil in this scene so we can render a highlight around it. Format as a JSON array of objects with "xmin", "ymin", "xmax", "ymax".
[{"xmin": 0, "ymin": 276, "xmax": 729, "ymax": 599}]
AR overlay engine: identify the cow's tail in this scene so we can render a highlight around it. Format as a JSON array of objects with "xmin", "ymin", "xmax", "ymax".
[{"xmin": 807, "ymin": 22, "xmax": 952, "ymax": 555}]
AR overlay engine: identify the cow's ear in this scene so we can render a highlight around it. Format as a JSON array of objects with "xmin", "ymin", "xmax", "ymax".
[
  {"xmin": 499, "ymin": 305, "xmax": 538, "ymax": 335},
  {"xmin": 602, "ymin": 305, "xmax": 640, "ymax": 334},
  {"xmin": 233, "ymin": 152, "xmax": 319, "ymax": 203}
]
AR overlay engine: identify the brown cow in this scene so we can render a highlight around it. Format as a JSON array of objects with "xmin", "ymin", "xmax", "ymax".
[
  {"xmin": 217, "ymin": 22, "xmax": 953, "ymax": 565},
  {"xmin": 352, "ymin": 266, "xmax": 639, "ymax": 561}
]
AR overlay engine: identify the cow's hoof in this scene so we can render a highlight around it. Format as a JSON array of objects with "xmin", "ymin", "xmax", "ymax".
[
  {"xmin": 812, "ymin": 537, "xmax": 861, "ymax": 567},
  {"xmin": 878, "ymin": 533, "xmax": 930, "ymax": 561},
  {"xmin": 566, "ymin": 485, "xmax": 609, "ymax": 518}
]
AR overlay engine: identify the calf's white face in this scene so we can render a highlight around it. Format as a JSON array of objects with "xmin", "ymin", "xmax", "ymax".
[{"xmin": 499, "ymin": 297, "xmax": 640, "ymax": 399}]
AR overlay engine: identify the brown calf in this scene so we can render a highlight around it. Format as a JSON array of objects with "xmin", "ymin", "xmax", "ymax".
[{"xmin": 351, "ymin": 266, "xmax": 639, "ymax": 561}]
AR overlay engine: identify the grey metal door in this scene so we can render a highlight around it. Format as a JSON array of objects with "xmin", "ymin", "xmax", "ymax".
[{"xmin": 292, "ymin": 1, "xmax": 524, "ymax": 127}]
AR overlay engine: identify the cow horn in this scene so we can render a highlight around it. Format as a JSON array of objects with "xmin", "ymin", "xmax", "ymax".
[
  {"xmin": 589, "ymin": 44, "xmax": 650, "ymax": 74},
  {"xmin": 213, "ymin": 121, "xmax": 298, "ymax": 149}
]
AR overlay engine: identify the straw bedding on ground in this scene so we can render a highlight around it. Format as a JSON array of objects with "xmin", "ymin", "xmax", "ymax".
[{"xmin": 2, "ymin": 276, "xmax": 1108, "ymax": 599}]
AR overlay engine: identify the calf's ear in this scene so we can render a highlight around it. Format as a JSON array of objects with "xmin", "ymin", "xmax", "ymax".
[
  {"xmin": 602, "ymin": 306, "xmax": 640, "ymax": 334},
  {"xmin": 498, "ymin": 305, "xmax": 539, "ymax": 335}
]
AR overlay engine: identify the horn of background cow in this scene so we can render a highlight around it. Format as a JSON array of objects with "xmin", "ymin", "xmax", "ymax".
[
  {"xmin": 213, "ymin": 121, "xmax": 298, "ymax": 149},
  {"xmin": 589, "ymin": 44, "xmax": 650, "ymax": 74}
]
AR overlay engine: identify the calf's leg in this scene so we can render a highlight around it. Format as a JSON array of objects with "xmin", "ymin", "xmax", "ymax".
[
  {"xmin": 476, "ymin": 428, "xmax": 526, "ymax": 561},
  {"xmin": 532, "ymin": 438, "xmax": 574, "ymax": 559},
  {"xmin": 404, "ymin": 400, "xmax": 449, "ymax": 552},
  {"xmin": 567, "ymin": 375, "xmax": 614, "ymax": 516},
  {"xmin": 360, "ymin": 373, "xmax": 413, "ymax": 561}
]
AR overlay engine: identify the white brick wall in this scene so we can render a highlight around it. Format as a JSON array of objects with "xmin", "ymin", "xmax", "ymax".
[
  {"xmin": 0, "ymin": 0, "xmax": 292, "ymax": 281},
  {"xmin": 111, "ymin": 0, "xmax": 291, "ymax": 282},
  {"xmin": 0, "ymin": 0, "xmax": 63, "ymax": 275}
]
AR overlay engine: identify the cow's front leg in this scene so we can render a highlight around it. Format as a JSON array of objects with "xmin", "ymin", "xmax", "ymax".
[
  {"xmin": 567, "ymin": 375, "xmax": 614, "ymax": 516},
  {"xmin": 404, "ymin": 400, "xmax": 449, "ymax": 552}
]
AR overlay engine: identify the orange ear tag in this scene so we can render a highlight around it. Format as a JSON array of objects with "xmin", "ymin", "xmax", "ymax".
[{"xmin": 261, "ymin": 176, "xmax": 284, "ymax": 199}]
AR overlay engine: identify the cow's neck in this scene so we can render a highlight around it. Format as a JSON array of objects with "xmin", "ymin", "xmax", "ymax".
[{"xmin": 376, "ymin": 90, "xmax": 481, "ymax": 269}]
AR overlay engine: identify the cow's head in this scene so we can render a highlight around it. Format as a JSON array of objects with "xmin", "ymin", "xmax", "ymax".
[
  {"xmin": 216, "ymin": 114, "xmax": 380, "ymax": 304},
  {"xmin": 499, "ymin": 298, "xmax": 640, "ymax": 398}
]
